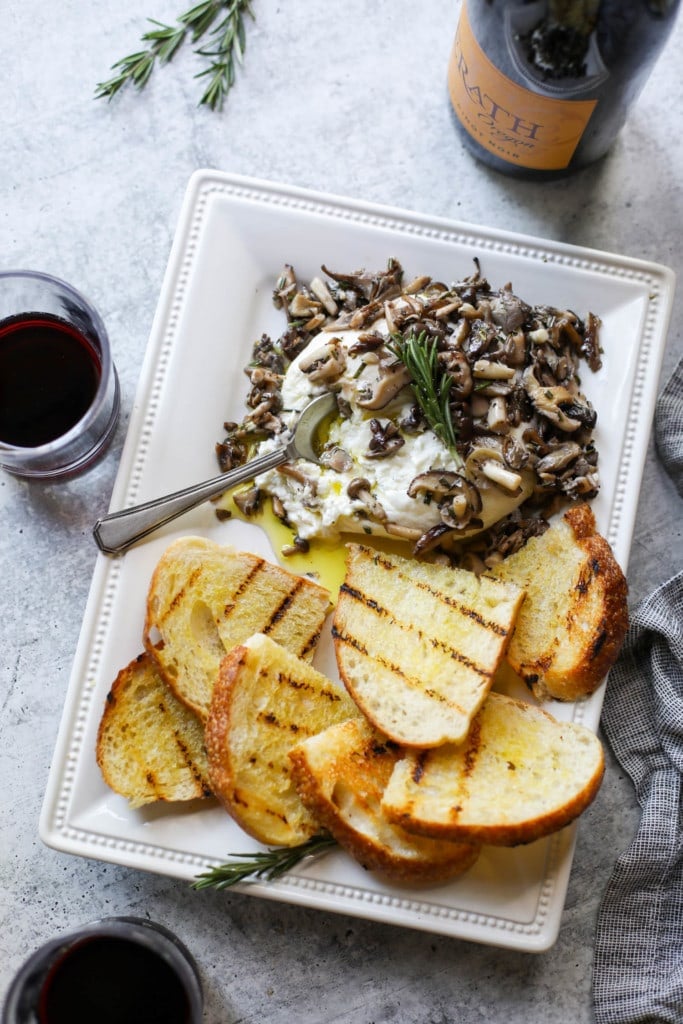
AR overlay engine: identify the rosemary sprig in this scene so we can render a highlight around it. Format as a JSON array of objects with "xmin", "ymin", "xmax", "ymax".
[
  {"xmin": 192, "ymin": 833, "xmax": 337, "ymax": 891},
  {"xmin": 95, "ymin": 0, "xmax": 255, "ymax": 111},
  {"xmin": 389, "ymin": 331, "xmax": 462, "ymax": 464}
]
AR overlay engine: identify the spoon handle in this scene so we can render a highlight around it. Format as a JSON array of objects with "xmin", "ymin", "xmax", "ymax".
[{"xmin": 93, "ymin": 445, "xmax": 289, "ymax": 555}]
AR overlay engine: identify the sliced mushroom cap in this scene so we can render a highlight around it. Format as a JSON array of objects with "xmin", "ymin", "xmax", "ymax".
[
  {"xmin": 281, "ymin": 536, "xmax": 311, "ymax": 556},
  {"xmin": 408, "ymin": 470, "xmax": 482, "ymax": 530},
  {"xmin": 366, "ymin": 419, "xmax": 405, "ymax": 458},
  {"xmin": 535, "ymin": 442, "xmax": 583, "ymax": 475},
  {"xmin": 438, "ymin": 477, "xmax": 483, "ymax": 528},
  {"xmin": 407, "ymin": 470, "xmax": 463, "ymax": 500},
  {"xmin": 233, "ymin": 486, "xmax": 262, "ymax": 516},
  {"xmin": 489, "ymin": 286, "xmax": 530, "ymax": 333},
  {"xmin": 502, "ymin": 434, "xmax": 530, "ymax": 470},
  {"xmin": 582, "ymin": 311, "xmax": 603, "ymax": 372},
  {"xmin": 413, "ymin": 522, "xmax": 457, "ymax": 556},
  {"xmin": 356, "ymin": 361, "xmax": 412, "ymax": 410},
  {"xmin": 437, "ymin": 349, "xmax": 473, "ymax": 397},
  {"xmin": 299, "ymin": 338, "xmax": 347, "ymax": 385},
  {"xmin": 465, "ymin": 445, "xmax": 523, "ymax": 493},
  {"xmin": 216, "ymin": 436, "xmax": 248, "ymax": 473},
  {"xmin": 321, "ymin": 259, "xmax": 403, "ymax": 303},
  {"xmin": 522, "ymin": 365, "xmax": 586, "ymax": 432}
]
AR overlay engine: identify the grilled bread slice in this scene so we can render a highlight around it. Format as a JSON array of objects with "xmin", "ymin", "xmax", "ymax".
[
  {"xmin": 381, "ymin": 691, "xmax": 604, "ymax": 846},
  {"xmin": 144, "ymin": 537, "xmax": 331, "ymax": 720},
  {"xmin": 205, "ymin": 633, "xmax": 359, "ymax": 846},
  {"xmin": 96, "ymin": 652, "xmax": 211, "ymax": 808},
  {"xmin": 332, "ymin": 544, "xmax": 524, "ymax": 748},
  {"xmin": 489, "ymin": 504, "xmax": 628, "ymax": 701},
  {"xmin": 289, "ymin": 718, "xmax": 481, "ymax": 884}
]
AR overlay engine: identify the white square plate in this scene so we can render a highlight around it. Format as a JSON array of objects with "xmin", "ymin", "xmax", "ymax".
[{"xmin": 40, "ymin": 170, "xmax": 675, "ymax": 951}]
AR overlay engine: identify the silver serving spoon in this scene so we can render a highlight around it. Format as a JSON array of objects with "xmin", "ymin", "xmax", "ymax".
[{"xmin": 93, "ymin": 392, "xmax": 337, "ymax": 555}]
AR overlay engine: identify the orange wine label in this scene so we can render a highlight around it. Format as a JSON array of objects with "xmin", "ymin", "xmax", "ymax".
[{"xmin": 448, "ymin": 3, "xmax": 597, "ymax": 170}]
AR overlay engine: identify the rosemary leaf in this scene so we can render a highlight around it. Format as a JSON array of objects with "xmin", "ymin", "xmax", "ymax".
[
  {"xmin": 389, "ymin": 331, "xmax": 463, "ymax": 464},
  {"xmin": 142, "ymin": 21, "xmax": 187, "ymax": 63},
  {"xmin": 95, "ymin": 0, "xmax": 254, "ymax": 111},
  {"xmin": 179, "ymin": 0, "xmax": 224, "ymax": 40},
  {"xmin": 192, "ymin": 833, "xmax": 337, "ymax": 891}
]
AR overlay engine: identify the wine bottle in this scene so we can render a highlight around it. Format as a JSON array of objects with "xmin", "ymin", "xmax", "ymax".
[{"xmin": 448, "ymin": 0, "xmax": 681, "ymax": 178}]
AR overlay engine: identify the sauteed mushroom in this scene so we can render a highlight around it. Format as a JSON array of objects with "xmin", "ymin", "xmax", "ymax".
[
  {"xmin": 356, "ymin": 361, "xmax": 412, "ymax": 410},
  {"xmin": 218, "ymin": 257, "xmax": 603, "ymax": 563}
]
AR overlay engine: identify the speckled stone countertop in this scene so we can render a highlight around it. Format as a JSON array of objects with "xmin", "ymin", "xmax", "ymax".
[{"xmin": 1, "ymin": 2, "xmax": 682, "ymax": 1021}]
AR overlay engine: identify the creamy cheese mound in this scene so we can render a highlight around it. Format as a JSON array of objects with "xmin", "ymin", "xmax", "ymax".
[{"xmin": 254, "ymin": 327, "xmax": 532, "ymax": 544}]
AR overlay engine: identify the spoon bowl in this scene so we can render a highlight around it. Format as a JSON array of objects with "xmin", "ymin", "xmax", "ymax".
[{"xmin": 93, "ymin": 392, "xmax": 337, "ymax": 555}]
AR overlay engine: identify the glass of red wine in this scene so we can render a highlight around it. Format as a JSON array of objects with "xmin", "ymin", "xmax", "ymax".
[
  {"xmin": 0, "ymin": 270, "xmax": 120, "ymax": 478},
  {"xmin": 2, "ymin": 917, "xmax": 204, "ymax": 1024}
]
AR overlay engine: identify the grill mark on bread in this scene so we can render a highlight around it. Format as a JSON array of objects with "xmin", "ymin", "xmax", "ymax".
[
  {"xmin": 590, "ymin": 626, "xmax": 608, "ymax": 659},
  {"xmin": 213, "ymin": 561, "xmax": 266, "ymax": 625},
  {"xmin": 149, "ymin": 695, "xmax": 211, "ymax": 797},
  {"xmin": 333, "ymin": 626, "xmax": 469, "ymax": 715},
  {"xmin": 233, "ymin": 560, "xmax": 264, "ymax": 600},
  {"xmin": 336, "ymin": 584, "xmax": 498, "ymax": 681},
  {"xmin": 463, "ymin": 718, "xmax": 482, "ymax": 778},
  {"xmin": 278, "ymin": 671, "xmax": 345, "ymax": 704},
  {"xmin": 264, "ymin": 578, "xmax": 305, "ymax": 628},
  {"xmin": 216, "ymin": 564, "xmax": 323, "ymax": 658},
  {"xmin": 257, "ymin": 709, "xmax": 304, "ymax": 735},
  {"xmin": 266, "ymin": 808, "xmax": 290, "ymax": 825},
  {"xmin": 355, "ymin": 557, "xmax": 512, "ymax": 638},
  {"xmin": 255, "ymin": 666, "xmax": 346, "ymax": 738},
  {"xmin": 245, "ymin": 576, "xmax": 323, "ymax": 660},
  {"xmin": 298, "ymin": 629, "xmax": 323, "ymax": 660},
  {"xmin": 235, "ymin": 789, "xmax": 291, "ymax": 825},
  {"xmin": 412, "ymin": 751, "xmax": 428, "ymax": 785},
  {"xmin": 172, "ymin": 731, "xmax": 211, "ymax": 794},
  {"xmin": 167, "ymin": 567, "xmax": 203, "ymax": 616}
]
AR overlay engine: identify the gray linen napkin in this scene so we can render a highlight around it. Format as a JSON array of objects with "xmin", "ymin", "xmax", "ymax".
[
  {"xmin": 593, "ymin": 357, "xmax": 683, "ymax": 1024},
  {"xmin": 655, "ymin": 359, "xmax": 683, "ymax": 499}
]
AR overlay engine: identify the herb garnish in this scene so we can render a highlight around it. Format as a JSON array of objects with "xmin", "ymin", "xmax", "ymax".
[
  {"xmin": 389, "ymin": 330, "xmax": 463, "ymax": 465},
  {"xmin": 95, "ymin": 0, "xmax": 254, "ymax": 111},
  {"xmin": 192, "ymin": 833, "xmax": 337, "ymax": 890}
]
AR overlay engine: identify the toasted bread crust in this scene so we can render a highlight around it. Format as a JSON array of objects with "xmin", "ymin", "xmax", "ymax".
[
  {"xmin": 206, "ymin": 633, "xmax": 358, "ymax": 846},
  {"xmin": 143, "ymin": 537, "xmax": 331, "ymax": 720},
  {"xmin": 381, "ymin": 692, "xmax": 605, "ymax": 846},
  {"xmin": 489, "ymin": 504, "xmax": 628, "ymax": 701},
  {"xmin": 289, "ymin": 719, "xmax": 480, "ymax": 883},
  {"xmin": 96, "ymin": 652, "xmax": 211, "ymax": 808}
]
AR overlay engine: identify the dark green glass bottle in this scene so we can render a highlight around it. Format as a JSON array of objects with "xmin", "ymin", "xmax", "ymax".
[{"xmin": 448, "ymin": 0, "xmax": 681, "ymax": 178}]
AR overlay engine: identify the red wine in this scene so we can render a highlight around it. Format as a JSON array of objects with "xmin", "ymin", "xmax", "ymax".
[
  {"xmin": 0, "ymin": 313, "xmax": 101, "ymax": 447},
  {"xmin": 448, "ymin": 0, "xmax": 681, "ymax": 178},
  {"xmin": 37, "ymin": 935, "xmax": 191, "ymax": 1024}
]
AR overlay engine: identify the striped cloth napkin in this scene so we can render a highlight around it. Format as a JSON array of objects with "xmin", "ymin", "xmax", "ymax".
[{"xmin": 593, "ymin": 357, "xmax": 683, "ymax": 1023}]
